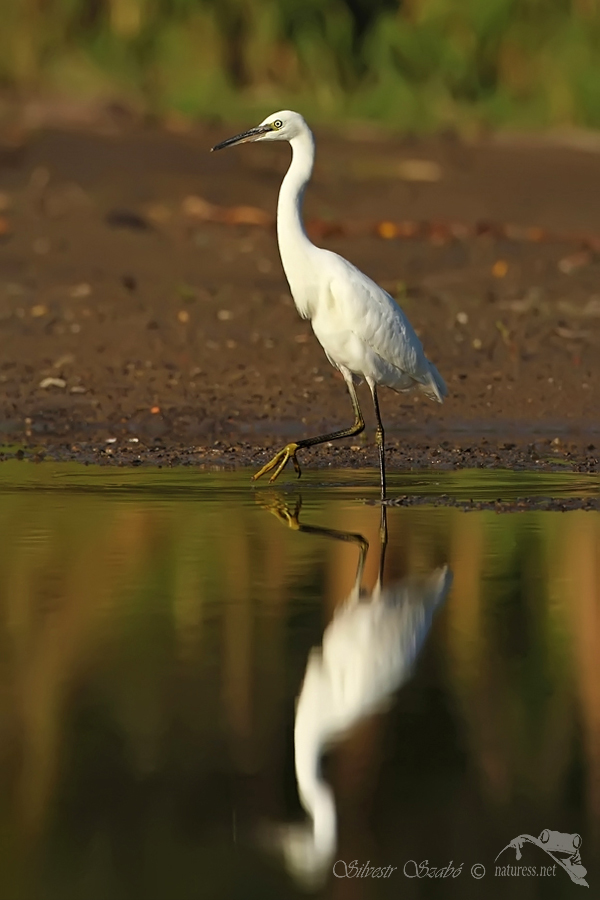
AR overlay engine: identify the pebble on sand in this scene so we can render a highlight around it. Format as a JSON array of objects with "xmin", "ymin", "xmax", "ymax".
[{"xmin": 39, "ymin": 377, "xmax": 66, "ymax": 389}]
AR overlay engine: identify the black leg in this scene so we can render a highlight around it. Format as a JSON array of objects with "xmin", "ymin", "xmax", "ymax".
[
  {"xmin": 253, "ymin": 378, "xmax": 365, "ymax": 482},
  {"xmin": 371, "ymin": 386, "xmax": 386, "ymax": 500},
  {"xmin": 298, "ymin": 378, "xmax": 364, "ymax": 448}
]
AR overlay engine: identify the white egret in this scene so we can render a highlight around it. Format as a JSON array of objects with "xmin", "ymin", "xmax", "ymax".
[{"xmin": 212, "ymin": 111, "xmax": 447, "ymax": 499}]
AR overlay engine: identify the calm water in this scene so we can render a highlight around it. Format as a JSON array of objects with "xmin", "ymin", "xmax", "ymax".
[{"xmin": 0, "ymin": 463, "xmax": 598, "ymax": 900}]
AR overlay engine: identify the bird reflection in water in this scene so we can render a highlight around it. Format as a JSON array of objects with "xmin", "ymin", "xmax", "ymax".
[{"xmin": 260, "ymin": 497, "xmax": 452, "ymax": 889}]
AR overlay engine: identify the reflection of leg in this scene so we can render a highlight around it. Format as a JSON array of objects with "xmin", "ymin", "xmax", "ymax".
[
  {"xmin": 378, "ymin": 506, "xmax": 388, "ymax": 583},
  {"xmin": 298, "ymin": 522, "xmax": 368, "ymax": 554},
  {"xmin": 252, "ymin": 376, "xmax": 365, "ymax": 483},
  {"xmin": 257, "ymin": 491, "xmax": 368, "ymax": 550},
  {"xmin": 257, "ymin": 493, "xmax": 303, "ymax": 529},
  {"xmin": 370, "ymin": 383, "xmax": 386, "ymax": 501},
  {"xmin": 257, "ymin": 490, "xmax": 371, "ymax": 601}
]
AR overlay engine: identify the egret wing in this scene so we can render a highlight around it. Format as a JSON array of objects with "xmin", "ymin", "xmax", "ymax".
[{"xmin": 329, "ymin": 262, "xmax": 437, "ymax": 389}]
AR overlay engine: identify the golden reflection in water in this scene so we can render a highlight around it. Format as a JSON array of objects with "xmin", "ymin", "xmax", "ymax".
[
  {"xmin": 0, "ymin": 490, "xmax": 597, "ymax": 895},
  {"xmin": 446, "ymin": 513, "xmax": 579, "ymax": 811},
  {"xmin": 565, "ymin": 514, "xmax": 600, "ymax": 838}
]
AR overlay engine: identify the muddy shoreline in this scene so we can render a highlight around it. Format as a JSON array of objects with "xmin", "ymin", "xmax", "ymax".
[
  {"xmin": 4, "ymin": 433, "xmax": 598, "ymax": 474},
  {"xmin": 1, "ymin": 120, "xmax": 598, "ymax": 483}
]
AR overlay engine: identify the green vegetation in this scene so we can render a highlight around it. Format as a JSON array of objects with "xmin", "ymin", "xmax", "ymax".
[{"xmin": 1, "ymin": 1, "xmax": 600, "ymax": 130}]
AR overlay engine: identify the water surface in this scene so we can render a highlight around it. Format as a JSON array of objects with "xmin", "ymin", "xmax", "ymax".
[{"xmin": 0, "ymin": 464, "xmax": 598, "ymax": 899}]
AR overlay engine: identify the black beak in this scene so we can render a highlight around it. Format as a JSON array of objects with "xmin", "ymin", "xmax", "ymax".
[{"xmin": 211, "ymin": 125, "xmax": 272, "ymax": 152}]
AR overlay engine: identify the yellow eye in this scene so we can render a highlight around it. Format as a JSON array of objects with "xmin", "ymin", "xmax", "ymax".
[{"xmin": 273, "ymin": 119, "xmax": 283, "ymax": 129}]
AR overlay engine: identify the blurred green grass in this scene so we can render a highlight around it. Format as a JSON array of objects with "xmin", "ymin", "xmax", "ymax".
[{"xmin": 2, "ymin": 0, "xmax": 600, "ymax": 130}]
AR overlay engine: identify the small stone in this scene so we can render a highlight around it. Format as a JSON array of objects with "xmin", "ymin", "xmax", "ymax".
[
  {"xmin": 377, "ymin": 221, "xmax": 398, "ymax": 239},
  {"xmin": 456, "ymin": 311, "xmax": 469, "ymax": 325},
  {"xmin": 31, "ymin": 304, "xmax": 48, "ymax": 318},
  {"xmin": 217, "ymin": 309, "xmax": 232, "ymax": 321},
  {"xmin": 70, "ymin": 282, "xmax": 91, "ymax": 299},
  {"xmin": 558, "ymin": 251, "xmax": 590, "ymax": 274},
  {"xmin": 39, "ymin": 377, "xmax": 66, "ymax": 389},
  {"xmin": 182, "ymin": 195, "xmax": 214, "ymax": 218},
  {"xmin": 177, "ymin": 309, "xmax": 190, "ymax": 323},
  {"xmin": 492, "ymin": 260, "xmax": 508, "ymax": 278}
]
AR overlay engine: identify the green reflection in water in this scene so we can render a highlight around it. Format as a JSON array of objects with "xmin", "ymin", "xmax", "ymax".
[
  {"xmin": 0, "ymin": 464, "xmax": 597, "ymax": 899},
  {"xmin": 0, "ymin": 459, "xmax": 598, "ymax": 499}
]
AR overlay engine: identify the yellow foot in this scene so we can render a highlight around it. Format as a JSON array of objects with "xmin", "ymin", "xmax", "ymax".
[{"xmin": 252, "ymin": 443, "xmax": 301, "ymax": 483}]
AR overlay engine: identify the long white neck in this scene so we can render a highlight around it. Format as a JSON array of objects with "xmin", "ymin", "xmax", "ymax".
[{"xmin": 277, "ymin": 127, "xmax": 316, "ymax": 279}]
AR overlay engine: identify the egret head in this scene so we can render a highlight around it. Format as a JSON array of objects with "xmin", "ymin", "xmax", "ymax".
[{"xmin": 211, "ymin": 110, "xmax": 307, "ymax": 151}]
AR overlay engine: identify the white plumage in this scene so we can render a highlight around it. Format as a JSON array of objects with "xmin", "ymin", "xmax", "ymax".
[
  {"xmin": 212, "ymin": 110, "xmax": 447, "ymax": 497},
  {"xmin": 316, "ymin": 268, "xmax": 447, "ymax": 400}
]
